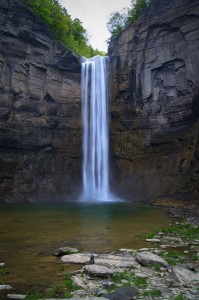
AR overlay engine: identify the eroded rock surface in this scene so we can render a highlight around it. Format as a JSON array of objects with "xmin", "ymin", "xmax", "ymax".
[
  {"xmin": 109, "ymin": 0, "xmax": 199, "ymax": 201},
  {"xmin": 0, "ymin": 0, "xmax": 81, "ymax": 202}
]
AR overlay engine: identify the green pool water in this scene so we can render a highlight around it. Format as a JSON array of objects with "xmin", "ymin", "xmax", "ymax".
[{"xmin": 0, "ymin": 202, "xmax": 174, "ymax": 294}]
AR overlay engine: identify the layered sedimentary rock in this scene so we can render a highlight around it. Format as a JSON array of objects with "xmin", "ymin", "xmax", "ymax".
[
  {"xmin": 0, "ymin": 0, "xmax": 81, "ymax": 202},
  {"xmin": 109, "ymin": 0, "xmax": 199, "ymax": 201}
]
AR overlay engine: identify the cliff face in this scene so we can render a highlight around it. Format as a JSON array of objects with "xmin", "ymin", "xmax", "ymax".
[
  {"xmin": 0, "ymin": 0, "xmax": 82, "ymax": 202},
  {"xmin": 109, "ymin": 0, "xmax": 199, "ymax": 201}
]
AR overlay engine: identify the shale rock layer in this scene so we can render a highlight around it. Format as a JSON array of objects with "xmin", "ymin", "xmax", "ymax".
[
  {"xmin": 109, "ymin": 0, "xmax": 199, "ymax": 201},
  {"xmin": 0, "ymin": 0, "xmax": 81, "ymax": 202}
]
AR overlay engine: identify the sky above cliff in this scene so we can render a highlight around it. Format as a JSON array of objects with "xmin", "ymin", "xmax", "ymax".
[{"xmin": 60, "ymin": 0, "xmax": 132, "ymax": 52}]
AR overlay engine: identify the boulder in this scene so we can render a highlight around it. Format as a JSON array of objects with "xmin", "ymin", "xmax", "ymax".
[
  {"xmin": 135, "ymin": 251, "xmax": 168, "ymax": 267},
  {"xmin": 61, "ymin": 253, "xmax": 95, "ymax": 264},
  {"xmin": 84, "ymin": 265, "xmax": 113, "ymax": 277},
  {"xmin": 172, "ymin": 266, "xmax": 199, "ymax": 284},
  {"xmin": 104, "ymin": 286, "xmax": 137, "ymax": 300},
  {"xmin": 53, "ymin": 247, "xmax": 78, "ymax": 256}
]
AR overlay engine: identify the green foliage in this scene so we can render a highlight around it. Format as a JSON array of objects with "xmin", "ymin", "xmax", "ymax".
[
  {"xmin": 112, "ymin": 271, "xmax": 134, "ymax": 285},
  {"xmin": 107, "ymin": 0, "xmax": 150, "ymax": 38},
  {"xmin": 159, "ymin": 250, "xmax": 186, "ymax": 266},
  {"xmin": 0, "ymin": 266, "xmax": 5, "ymax": 284},
  {"xmin": 144, "ymin": 232, "xmax": 156, "ymax": 239},
  {"xmin": 45, "ymin": 284, "xmax": 67, "ymax": 298},
  {"xmin": 172, "ymin": 293, "xmax": 186, "ymax": 300},
  {"xmin": 143, "ymin": 289, "xmax": 161, "ymax": 297},
  {"xmin": 112, "ymin": 271, "xmax": 147, "ymax": 289},
  {"xmin": 133, "ymin": 276, "xmax": 148, "ymax": 288},
  {"xmin": 161, "ymin": 223, "xmax": 199, "ymax": 239},
  {"xmin": 150, "ymin": 263, "xmax": 162, "ymax": 271},
  {"xmin": 22, "ymin": 0, "xmax": 104, "ymax": 57},
  {"xmin": 107, "ymin": 8, "xmax": 131, "ymax": 38},
  {"xmin": 25, "ymin": 289, "xmax": 42, "ymax": 300}
]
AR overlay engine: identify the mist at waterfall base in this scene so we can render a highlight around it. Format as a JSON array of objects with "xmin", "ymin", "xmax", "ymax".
[{"xmin": 81, "ymin": 55, "xmax": 116, "ymax": 202}]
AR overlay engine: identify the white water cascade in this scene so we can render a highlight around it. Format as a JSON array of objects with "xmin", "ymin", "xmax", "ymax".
[{"xmin": 81, "ymin": 55, "xmax": 110, "ymax": 201}]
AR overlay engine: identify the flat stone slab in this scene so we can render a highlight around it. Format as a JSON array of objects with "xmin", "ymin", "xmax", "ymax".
[
  {"xmin": 84, "ymin": 265, "xmax": 113, "ymax": 277},
  {"xmin": 172, "ymin": 266, "xmax": 199, "ymax": 284},
  {"xmin": 53, "ymin": 247, "xmax": 78, "ymax": 256},
  {"xmin": 61, "ymin": 253, "xmax": 95, "ymax": 264},
  {"xmin": 7, "ymin": 294, "xmax": 26, "ymax": 299},
  {"xmin": 135, "ymin": 251, "xmax": 168, "ymax": 267},
  {"xmin": 118, "ymin": 249, "xmax": 134, "ymax": 253},
  {"xmin": 95, "ymin": 254, "xmax": 137, "ymax": 268},
  {"xmin": 146, "ymin": 238, "xmax": 161, "ymax": 243},
  {"xmin": 0, "ymin": 285, "xmax": 12, "ymax": 290}
]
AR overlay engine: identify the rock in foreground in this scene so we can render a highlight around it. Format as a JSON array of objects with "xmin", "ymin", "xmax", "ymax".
[
  {"xmin": 61, "ymin": 253, "xmax": 95, "ymax": 264},
  {"xmin": 172, "ymin": 266, "xmax": 199, "ymax": 284},
  {"xmin": 84, "ymin": 265, "xmax": 114, "ymax": 277},
  {"xmin": 104, "ymin": 286, "xmax": 137, "ymax": 300},
  {"xmin": 135, "ymin": 251, "xmax": 168, "ymax": 267}
]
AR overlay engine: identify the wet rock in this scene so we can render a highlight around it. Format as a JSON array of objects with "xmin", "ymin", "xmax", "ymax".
[
  {"xmin": 84, "ymin": 265, "xmax": 113, "ymax": 277},
  {"xmin": 7, "ymin": 294, "xmax": 26, "ymax": 299},
  {"xmin": 0, "ymin": 285, "xmax": 12, "ymax": 290},
  {"xmin": 53, "ymin": 247, "xmax": 78, "ymax": 256},
  {"xmin": 135, "ymin": 251, "xmax": 168, "ymax": 267},
  {"xmin": 61, "ymin": 253, "xmax": 95, "ymax": 264},
  {"xmin": 172, "ymin": 266, "xmax": 199, "ymax": 284},
  {"xmin": 104, "ymin": 286, "xmax": 137, "ymax": 300}
]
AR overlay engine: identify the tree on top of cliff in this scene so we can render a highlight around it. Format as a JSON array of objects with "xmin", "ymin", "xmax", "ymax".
[
  {"xmin": 22, "ymin": 0, "xmax": 105, "ymax": 58},
  {"xmin": 107, "ymin": 0, "xmax": 150, "ymax": 39}
]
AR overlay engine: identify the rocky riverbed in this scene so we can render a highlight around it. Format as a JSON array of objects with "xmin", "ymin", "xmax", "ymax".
[{"xmin": 1, "ymin": 219, "xmax": 198, "ymax": 300}]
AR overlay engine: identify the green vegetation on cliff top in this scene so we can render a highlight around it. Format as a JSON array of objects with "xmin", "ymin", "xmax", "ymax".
[
  {"xmin": 22, "ymin": 0, "xmax": 105, "ymax": 58},
  {"xmin": 107, "ymin": 0, "xmax": 150, "ymax": 39}
]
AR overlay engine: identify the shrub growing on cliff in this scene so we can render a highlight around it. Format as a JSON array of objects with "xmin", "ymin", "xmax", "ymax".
[
  {"xmin": 22, "ymin": 0, "xmax": 104, "ymax": 58},
  {"xmin": 107, "ymin": 0, "xmax": 150, "ymax": 38}
]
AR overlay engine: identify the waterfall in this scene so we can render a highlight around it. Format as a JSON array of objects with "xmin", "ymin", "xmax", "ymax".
[{"xmin": 81, "ymin": 55, "xmax": 110, "ymax": 201}]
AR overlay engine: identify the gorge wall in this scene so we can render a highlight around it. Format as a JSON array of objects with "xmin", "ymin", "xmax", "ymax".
[
  {"xmin": 0, "ymin": 0, "xmax": 198, "ymax": 203},
  {"xmin": 109, "ymin": 0, "xmax": 199, "ymax": 202},
  {"xmin": 0, "ymin": 0, "xmax": 82, "ymax": 202}
]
